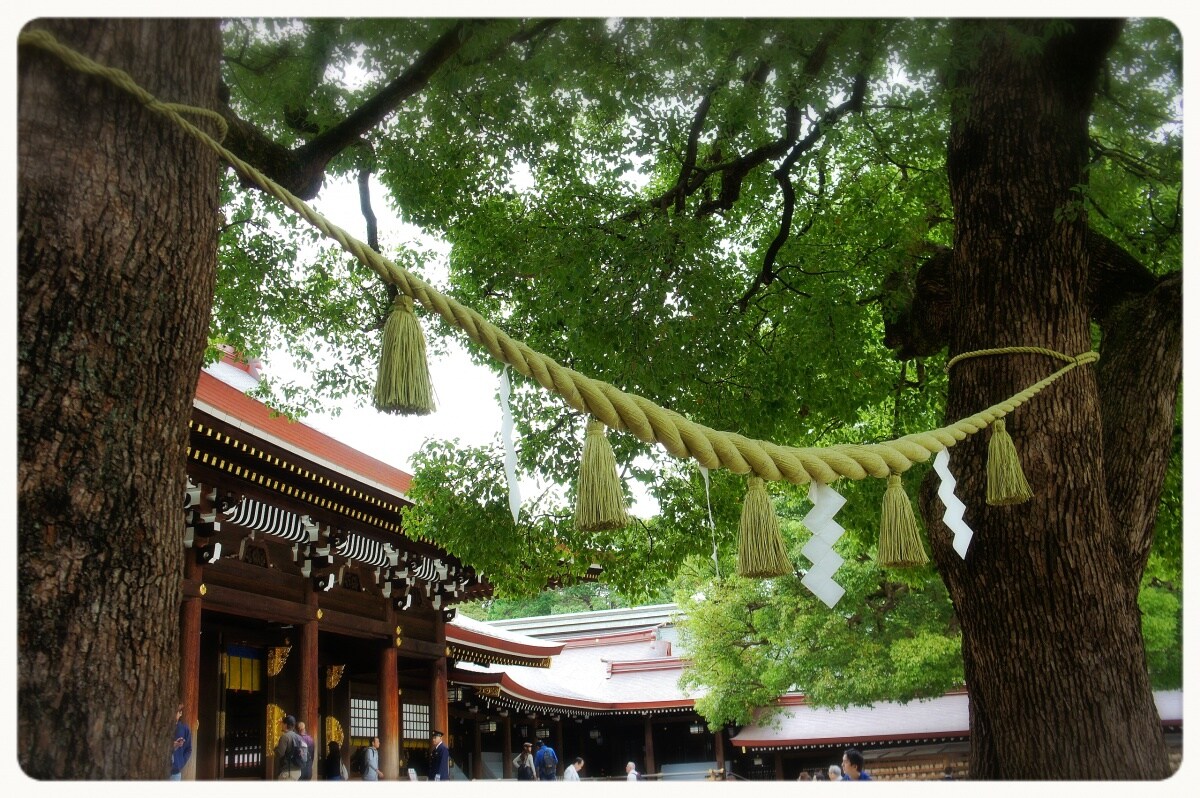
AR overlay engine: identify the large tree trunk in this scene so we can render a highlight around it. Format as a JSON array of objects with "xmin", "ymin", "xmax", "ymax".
[
  {"xmin": 923, "ymin": 20, "xmax": 1173, "ymax": 779},
  {"xmin": 18, "ymin": 19, "xmax": 221, "ymax": 778}
]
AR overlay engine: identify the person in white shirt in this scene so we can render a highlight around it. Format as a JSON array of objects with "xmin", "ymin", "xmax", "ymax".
[
  {"xmin": 625, "ymin": 762, "xmax": 639, "ymax": 781},
  {"xmin": 563, "ymin": 757, "xmax": 583, "ymax": 781}
]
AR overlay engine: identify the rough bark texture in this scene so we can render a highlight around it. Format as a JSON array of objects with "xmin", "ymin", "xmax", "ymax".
[
  {"xmin": 920, "ymin": 20, "xmax": 1174, "ymax": 779},
  {"xmin": 18, "ymin": 19, "xmax": 222, "ymax": 778}
]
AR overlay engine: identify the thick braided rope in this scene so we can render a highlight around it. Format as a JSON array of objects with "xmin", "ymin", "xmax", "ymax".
[
  {"xmin": 21, "ymin": 30, "xmax": 1100, "ymax": 486},
  {"xmin": 946, "ymin": 346, "xmax": 1088, "ymax": 372}
]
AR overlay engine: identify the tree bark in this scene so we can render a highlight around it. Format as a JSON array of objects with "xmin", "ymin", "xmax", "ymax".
[
  {"xmin": 923, "ymin": 19, "xmax": 1172, "ymax": 779},
  {"xmin": 18, "ymin": 19, "xmax": 221, "ymax": 778}
]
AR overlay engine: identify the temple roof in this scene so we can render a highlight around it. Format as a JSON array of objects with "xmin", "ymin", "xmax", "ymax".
[
  {"xmin": 452, "ymin": 622, "xmax": 698, "ymax": 715},
  {"xmin": 447, "ymin": 613, "xmax": 564, "ymax": 668},
  {"xmin": 196, "ymin": 361, "xmax": 412, "ymax": 498},
  {"xmin": 730, "ymin": 689, "xmax": 1184, "ymax": 750}
]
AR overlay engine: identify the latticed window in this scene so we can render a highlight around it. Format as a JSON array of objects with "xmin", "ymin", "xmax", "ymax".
[
  {"xmin": 351, "ymin": 697, "xmax": 379, "ymax": 740},
  {"xmin": 403, "ymin": 702, "xmax": 430, "ymax": 744}
]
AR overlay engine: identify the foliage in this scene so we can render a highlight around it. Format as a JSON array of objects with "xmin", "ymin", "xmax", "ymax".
[
  {"xmin": 210, "ymin": 18, "xmax": 1183, "ymax": 718},
  {"xmin": 677, "ymin": 560, "xmax": 962, "ymax": 724}
]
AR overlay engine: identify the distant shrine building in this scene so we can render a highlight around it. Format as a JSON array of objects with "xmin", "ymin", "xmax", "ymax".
[{"xmin": 178, "ymin": 354, "xmax": 1182, "ymax": 780}]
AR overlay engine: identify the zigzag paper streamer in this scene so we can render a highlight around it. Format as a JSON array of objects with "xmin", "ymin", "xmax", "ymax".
[
  {"xmin": 698, "ymin": 464, "xmax": 720, "ymax": 580},
  {"xmin": 498, "ymin": 366, "xmax": 521, "ymax": 524},
  {"xmin": 933, "ymin": 449, "xmax": 973, "ymax": 559},
  {"xmin": 800, "ymin": 481, "xmax": 847, "ymax": 608}
]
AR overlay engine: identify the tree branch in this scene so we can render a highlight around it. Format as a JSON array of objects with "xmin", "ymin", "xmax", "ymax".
[
  {"xmin": 1097, "ymin": 270, "xmax": 1181, "ymax": 586},
  {"xmin": 882, "ymin": 229, "xmax": 1161, "ymax": 360},
  {"xmin": 221, "ymin": 21, "xmax": 486, "ymax": 200}
]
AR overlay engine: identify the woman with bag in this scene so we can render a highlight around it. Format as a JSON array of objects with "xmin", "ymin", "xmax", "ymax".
[{"xmin": 513, "ymin": 741, "xmax": 537, "ymax": 781}]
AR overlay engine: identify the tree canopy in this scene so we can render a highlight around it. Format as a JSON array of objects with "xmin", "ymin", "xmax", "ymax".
[{"xmin": 208, "ymin": 16, "xmax": 1180, "ymax": 737}]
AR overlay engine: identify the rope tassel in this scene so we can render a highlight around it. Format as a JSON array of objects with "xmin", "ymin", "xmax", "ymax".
[
  {"xmin": 878, "ymin": 473, "xmax": 928, "ymax": 568},
  {"xmin": 736, "ymin": 477, "xmax": 792, "ymax": 578},
  {"xmin": 986, "ymin": 419, "xmax": 1033, "ymax": 506},
  {"xmin": 373, "ymin": 294, "xmax": 435, "ymax": 416},
  {"xmin": 575, "ymin": 418, "xmax": 629, "ymax": 531}
]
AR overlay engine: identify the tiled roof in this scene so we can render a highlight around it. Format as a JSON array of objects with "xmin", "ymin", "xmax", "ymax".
[
  {"xmin": 454, "ymin": 628, "xmax": 699, "ymax": 712},
  {"xmin": 730, "ymin": 689, "xmax": 1184, "ymax": 749},
  {"xmin": 487, "ymin": 603, "xmax": 681, "ymax": 639},
  {"xmin": 447, "ymin": 613, "xmax": 564, "ymax": 664},
  {"xmin": 731, "ymin": 692, "xmax": 971, "ymax": 749},
  {"xmin": 195, "ymin": 367, "xmax": 412, "ymax": 498}
]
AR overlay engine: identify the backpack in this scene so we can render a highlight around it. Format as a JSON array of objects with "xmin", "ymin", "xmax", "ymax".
[
  {"xmin": 516, "ymin": 757, "xmax": 535, "ymax": 781},
  {"xmin": 298, "ymin": 736, "xmax": 312, "ymax": 779},
  {"xmin": 285, "ymin": 733, "xmax": 306, "ymax": 769},
  {"xmin": 539, "ymin": 748, "xmax": 558, "ymax": 778},
  {"xmin": 351, "ymin": 746, "xmax": 367, "ymax": 775}
]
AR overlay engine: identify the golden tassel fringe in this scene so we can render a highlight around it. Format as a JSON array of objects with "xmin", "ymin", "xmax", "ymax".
[
  {"xmin": 736, "ymin": 476, "xmax": 792, "ymax": 578},
  {"xmin": 575, "ymin": 418, "xmax": 629, "ymax": 531},
  {"xmin": 878, "ymin": 473, "xmax": 928, "ymax": 568},
  {"xmin": 373, "ymin": 294, "xmax": 435, "ymax": 416},
  {"xmin": 986, "ymin": 419, "xmax": 1033, "ymax": 506}
]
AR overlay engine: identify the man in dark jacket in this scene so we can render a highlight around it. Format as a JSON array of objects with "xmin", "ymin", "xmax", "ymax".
[
  {"xmin": 275, "ymin": 715, "xmax": 305, "ymax": 780},
  {"xmin": 429, "ymin": 730, "xmax": 450, "ymax": 781},
  {"xmin": 170, "ymin": 703, "xmax": 192, "ymax": 780},
  {"xmin": 841, "ymin": 748, "xmax": 872, "ymax": 781}
]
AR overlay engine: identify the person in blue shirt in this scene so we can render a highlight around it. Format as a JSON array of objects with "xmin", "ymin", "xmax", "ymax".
[
  {"xmin": 170, "ymin": 703, "xmax": 192, "ymax": 780},
  {"xmin": 535, "ymin": 739, "xmax": 559, "ymax": 781},
  {"xmin": 362, "ymin": 736, "xmax": 381, "ymax": 780},
  {"xmin": 841, "ymin": 748, "xmax": 872, "ymax": 781}
]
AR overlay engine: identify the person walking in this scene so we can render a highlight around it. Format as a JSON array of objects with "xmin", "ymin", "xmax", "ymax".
[
  {"xmin": 325, "ymin": 740, "xmax": 348, "ymax": 780},
  {"xmin": 563, "ymin": 757, "xmax": 584, "ymax": 781},
  {"xmin": 625, "ymin": 761, "xmax": 640, "ymax": 781},
  {"xmin": 841, "ymin": 749, "xmax": 871, "ymax": 781},
  {"xmin": 429, "ymin": 730, "xmax": 450, "ymax": 781},
  {"xmin": 534, "ymin": 738, "xmax": 559, "ymax": 781},
  {"xmin": 275, "ymin": 715, "xmax": 305, "ymax": 780},
  {"xmin": 169, "ymin": 703, "xmax": 192, "ymax": 781},
  {"xmin": 362, "ymin": 736, "xmax": 381, "ymax": 781},
  {"xmin": 296, "ymin": 720, "xmax": 315, "ymax": 781},
  {"xmin": 513, "ymin": 741, "xmax": 537, "ymax": 781}
]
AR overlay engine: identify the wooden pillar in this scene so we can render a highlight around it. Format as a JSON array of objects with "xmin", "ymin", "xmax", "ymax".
[
  {"xmin": 379, "ymin": 644, "xmax": 400, "ymax": 780},
  {"xmin": 643, "ymin": 714, "xmax": 656, "ymax": 779},
  {"xmin": 431, "ymin": 610, "xmax": 449, "ymax": 741},
  {"xmin": 714, "ymin": 727, "xmax": 726, "ymax": 774},
  {"xmin": 179, "ymin": 593, "xmax": 202, "ymax": 781},
  {"xmin": 300, "ymin": 602, "xmax": 320, "ymax": 771},
  {"xmin": 502, "ymin": 714, "xmax": 513, "ymax": 779},
  {"xmin": 430, "ymin": 657, "xmax": 448, "ymax": 741},
  {"xmin": 472, "ymin": 717, "xmax": 483, "ymax": 779},
  {"xmin": 554, "ymin": 717, "xmax": 564, "ymax": 774},
  {"xmin": 774, "ymin": 750, "xmax": 785, "ymax": 780}
]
